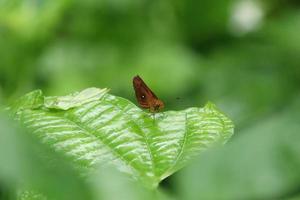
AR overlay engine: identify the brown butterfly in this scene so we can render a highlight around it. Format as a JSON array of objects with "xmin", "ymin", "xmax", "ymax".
[{"xmin": 133, "ymin": 75, "xmax": 164, "ymax": 112}]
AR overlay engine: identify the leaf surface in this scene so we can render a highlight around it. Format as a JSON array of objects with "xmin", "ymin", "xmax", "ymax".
[{"xmin": 10, "ymin": 88, "xmax": 234, "ymax": 188}]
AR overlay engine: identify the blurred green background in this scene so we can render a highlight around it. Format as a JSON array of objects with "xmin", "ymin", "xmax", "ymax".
[
  {"xmin": 1, "ymin": 0, "xmax": 300, "ymax": 132},
  {"xmin": 1, "ymin": 0, "xmax": 300, "ymax": 199}
]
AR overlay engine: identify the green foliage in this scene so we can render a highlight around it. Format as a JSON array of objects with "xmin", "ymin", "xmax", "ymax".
[
  {"xmin": 1, "ymin": 0, "xmax": 300, "ymax": 133},
  {"xmin": 9, "ymin": 88, "xmax": 233, "ymax": 189},
  {"xmin": 0, "ymin": 115, "xmax": 159, "ymax": 200},
  {"xmin": 0, "ymin": 115, "xmax": 93, "ymax": 200},
  {"xmin": 1, "ymin": 0, "xmax": 300, "ymax": 199},
  {"xmin": 177, "ymin": 98, "xmax": 300, "ymax": 199}
]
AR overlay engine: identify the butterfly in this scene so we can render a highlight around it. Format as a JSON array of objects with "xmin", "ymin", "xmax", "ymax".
[{"xmin": 133, "ymin": 75, "xmax": 164, "ymax": 113}]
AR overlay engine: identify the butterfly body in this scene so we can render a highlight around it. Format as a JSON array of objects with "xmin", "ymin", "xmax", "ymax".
[{"xmin": 133, "ymin": 75, "xmax": 164, "ymax": 112}]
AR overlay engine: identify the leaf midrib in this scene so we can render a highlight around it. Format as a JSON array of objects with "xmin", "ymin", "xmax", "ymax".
[
  {"xmin": 54, "ymin": 110, "xmax": 143, "ymax": 178},
  {"xmin": 103, "ymin": 96, "xmax": 158, "ymax": 178},
  {"xmin": 160, "ymin": 112, "xmax": 188, "ymax": 179}
]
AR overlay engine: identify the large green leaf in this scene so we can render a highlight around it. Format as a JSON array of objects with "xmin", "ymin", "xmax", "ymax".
[
  {"xmin": 9, "ymin": 88, "xmax": 234, "ymax": 188},
  {"xmin": 0, "ymin": 115, "xmax": 161, "ymax": 200}
]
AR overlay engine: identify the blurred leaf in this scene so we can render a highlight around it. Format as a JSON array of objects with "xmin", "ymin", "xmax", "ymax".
[
  {"xmin": 263, "ymin": 12, "xmax": 300, "ymax": 53},
  {"xmin": 9, "ymin": 88, "xmax": 234, "ymax": 188},
  {"xmin": 197, "ymin": 39, "xmax": 300, "ymax": 130},
  {"xmin": 88, "ymin": 166, "xmax": 165, "ymax": 200},
  {"xmin": 0, "ymin": 115, "xmax": 93, "ymax": 200},
  {"xmin": 0, "ymin": 0, "xmax": 71, "ymax": 40},
  {"xmin": 177, "ymin": 97, "xmax": 300, "ymax": 199},
  {"xmin": 36, "ymin": 41, "xmax": 198, "ymax": 99},
  {"xmin": 174, "ymin": 0, "xmax": 233, "ymax": 45}
]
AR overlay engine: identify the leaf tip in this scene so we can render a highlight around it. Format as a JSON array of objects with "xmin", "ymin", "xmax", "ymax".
[
  {"xmin": 8, "ymin": 89, "xmax": 44, "ymax": 113},
  {"xmin": 204, "ymin": 101, "xmax": 217, "ymax": 110}
]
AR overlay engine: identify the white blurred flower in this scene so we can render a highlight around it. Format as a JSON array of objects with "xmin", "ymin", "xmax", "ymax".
[{"xmin": 229, "ymin": 0, "xmax": 264, "ymax": 36}]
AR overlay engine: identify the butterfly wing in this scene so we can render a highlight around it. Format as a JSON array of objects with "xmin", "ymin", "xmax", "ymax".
[{"xmin": 133, "ymin": 75, "xmax": 158, "ymax": 108}]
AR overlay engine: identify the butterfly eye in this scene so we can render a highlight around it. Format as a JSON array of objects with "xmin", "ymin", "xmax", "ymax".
[{"xmin": 141, "ymin": 95, "xmax": 145, "ymax": 99}]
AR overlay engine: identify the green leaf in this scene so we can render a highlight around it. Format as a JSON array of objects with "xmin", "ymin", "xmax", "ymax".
[
  {"xmin": 44, "ymin": 88, "xmax": 109, "ymax": 110},
  {"xmin": 0, "ymin": 115, "xmax": 162, "ymax": 200},
  {"xmin": 8, "ymin": 90, "xmax": 44, "ymax": 112},
  {"xmin": 0, "ymin": 115, "xmax": 94, "ymax": 200},
  {"xmin": 9, "ymin": 88, "xmax": 234, "ymax": 188}
]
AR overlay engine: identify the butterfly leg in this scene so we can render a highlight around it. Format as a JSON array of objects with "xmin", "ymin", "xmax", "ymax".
[{"xmin": 152, "ymin": 112, "xmax": 156, "ymax": 124}]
